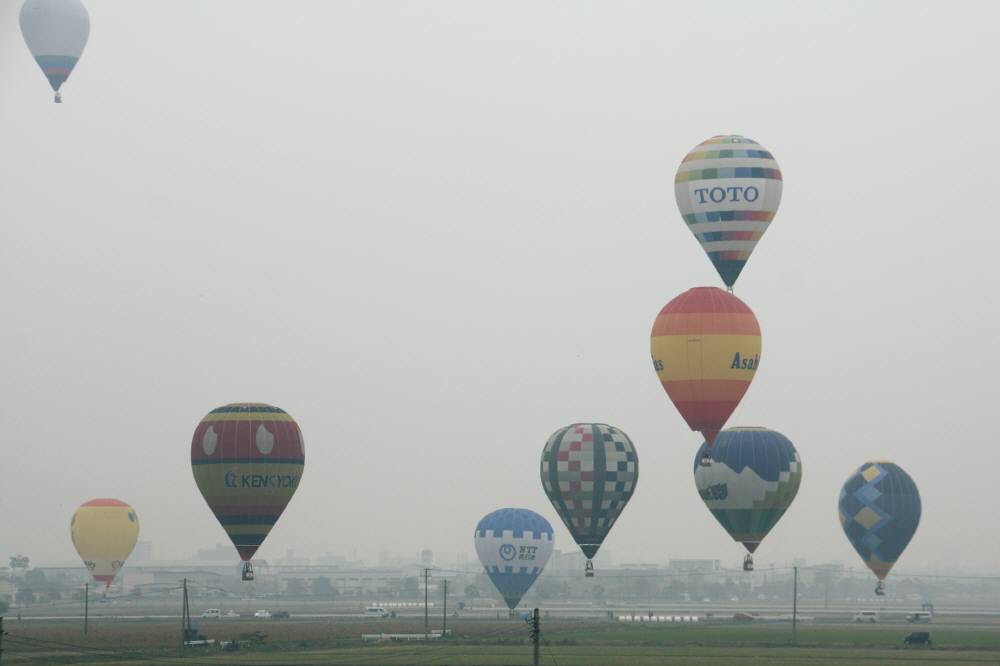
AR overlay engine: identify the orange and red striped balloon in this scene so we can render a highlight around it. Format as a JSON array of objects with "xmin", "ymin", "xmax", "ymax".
[{"xmin": 650, "ymin": 287, "xmax": 761, "ymax": 444}]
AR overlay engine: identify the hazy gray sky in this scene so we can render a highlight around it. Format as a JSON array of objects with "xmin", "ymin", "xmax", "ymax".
[{"xmin": 1, "ymin": 1, "xmax": 997, "ymax": 573}]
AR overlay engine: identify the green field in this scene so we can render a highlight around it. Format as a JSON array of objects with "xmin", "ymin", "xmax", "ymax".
[{"xmin": 5, "ymin": 619, "xmax": 999, "ymax": 665}]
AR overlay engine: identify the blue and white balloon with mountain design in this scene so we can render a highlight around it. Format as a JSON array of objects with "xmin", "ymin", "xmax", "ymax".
[{"xmin": 694, "ymin": 427, "xmax": 801, "ymax": 554}]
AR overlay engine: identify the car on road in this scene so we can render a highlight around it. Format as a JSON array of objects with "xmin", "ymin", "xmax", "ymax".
[
  {"xmin": 271, "ymin": 611, "xmax": 290, "ymax": 619},
  {"xmin": 904, "ymin": 631, "xmax": 932, "ymax": 646},
  {"xmin": 906, "ymin": 611, "xmax": 932, "ymax": 623},
  {"xmin": 201, "ymin": 609, "xmax": 221, "ymax": 619},
  {"xmin": 365, "ymin": 606, "xmax": 390, "ymax": 618},
  {"xmin": 853, "ymin": 611, "xmax": 878, "ymax": 623},
  {"xmin": 253, "ymin": 610, "xmax": 271, "ymax": 619}
]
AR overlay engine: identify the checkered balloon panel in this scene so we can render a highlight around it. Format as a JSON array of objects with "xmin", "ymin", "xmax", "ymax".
[{"xmin": 540, "ymin": 423, "xmax": 638, "ymax": 559}]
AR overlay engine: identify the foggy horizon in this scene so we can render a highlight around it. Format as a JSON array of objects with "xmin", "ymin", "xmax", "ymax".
[{"xmin": 2, "ymin": 0, "xmax": 998, "ymax": 585}]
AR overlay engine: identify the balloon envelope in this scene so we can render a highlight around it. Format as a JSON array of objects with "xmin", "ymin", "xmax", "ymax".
[
  {"xmin": 191, "ymin": 403, "xmax": 305, "ymax": 561},
  {"xmin": 474, "ymin": 508, "xmax": 553, "ymax": 610},
  {"xmin": 675, "ymin": 135, "xmax": 782, "ymax": 287},
  {"xmin": 70, "ymin": 498, "xmax": 139, "ymax": 588},
  {"xmin": 20, "ymin": 0, "xmax": 90, "ymax": 96},
  {"xmin": 540, "ymin": 423, "xmax": 638, "ymax": 561},
  {"xmin": 839, "ymin": 461, "xmax": 921, "ymax": 580},
  {"xmin": 694, "ymin": 428, "xmax": 801, "ymax": 553},
  {"xmin": 650, "ymin": 287, "xmax": 761, "ymax": 444}
]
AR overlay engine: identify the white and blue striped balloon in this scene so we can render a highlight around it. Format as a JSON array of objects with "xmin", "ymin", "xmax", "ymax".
[
  {"xmin": 474, "ymin": 508, "xmax": 553, "ymax": 610},
  {"xmin": 675, "ymin": 135, "xmax": 783, "ymax": 287},
  {"xmin": 20, "ymin": 0, "xmax": 90, "ymax": 102}
]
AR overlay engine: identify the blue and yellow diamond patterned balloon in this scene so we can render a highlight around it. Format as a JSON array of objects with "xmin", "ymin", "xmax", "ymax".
[{"xmin": 838, "ymin": 461, "xmax": 920, "ymax": 582}]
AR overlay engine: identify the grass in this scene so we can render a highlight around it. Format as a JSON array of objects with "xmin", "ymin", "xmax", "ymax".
[
  {"xmin": 545, "ymin": 622, "xmax": 1000, "ymax": 650},
  {"xmin": 4, "ymin": 617, "xmax": 1000, "ymax": 665}
]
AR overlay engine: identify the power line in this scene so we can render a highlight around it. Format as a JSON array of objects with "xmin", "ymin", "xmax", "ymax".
[{"xmin": 431, "ymin": 563, "xmax": 1000, "ymax": 582}]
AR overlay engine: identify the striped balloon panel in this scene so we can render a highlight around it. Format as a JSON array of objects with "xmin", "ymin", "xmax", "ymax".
[
  {"xmin": 474, "ymin": 508, "xmax": 553, "ymax": 610},
  {"xmin": 839, "ymin": 462, "xmax": 920, "ymax": 580},
  {"xmin": 650, "ymin": 287, "xmax": 761, "ymax": 444},
  {"xmin": 540, "ymin": 423, "xmax": 638, "ymax": 560},
  {"xmin": 20, "ymin": 0, "xmax": 90, "ymax": 94},
  {"xmin": 675, "ymin": 135, "xmax": 782, "ymax": 287},
  {"xmin": 693, "ymin": 428, "xmax": 801, "ymax": 552},
  {"xmin": 33, "ymin": 55, "xmax": 78, "ymax": 90},
  {"xmin": 70, "ymin": 498, "xmax": 139, "ymax": 588},
  {"xmin": 191, "ymin": 403, "xmax": 305, "ymax": 561}
]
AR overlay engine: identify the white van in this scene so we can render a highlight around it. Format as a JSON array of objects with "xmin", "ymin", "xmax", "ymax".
[
  {"xmin": 201, "ymin": 609, "xmax": 221, "ymax": 619},
  {"xmin": 365, "ymin": 606, "xmax": 390, "ymax": 618},
  {"xmin": 853, "ymin": 610, "xmax": 878, "ymax": 623}
]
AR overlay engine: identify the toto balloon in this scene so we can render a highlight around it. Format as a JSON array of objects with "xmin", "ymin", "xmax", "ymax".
[{"xmin": 675, "ymin": 135, "xmax": 783, "ymax": 288}]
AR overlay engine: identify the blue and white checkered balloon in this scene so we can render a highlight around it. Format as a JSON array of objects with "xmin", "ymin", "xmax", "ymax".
[{"xmin": 474, "ymin": 508, "xmax": 554, "ymax": 610}]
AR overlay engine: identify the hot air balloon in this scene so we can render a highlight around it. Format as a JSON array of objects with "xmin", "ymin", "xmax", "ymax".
[
  {"xmin": 839, "ymin": 461, "xmax": 920, "ymax": 596},
  {"xmin": 540, "ymin": 423, "xmax": 638, "ymax": 577},
  {"xmin": 693, "ymin": 428, "xmax": 801, "ymax": 571},
  {"xmin": 474, "ymin": 508, "xmax": 553, "ymax": 610},
  {"xmin": 675, "ymin": 135, "xmax": 782, "ymax": 288},
  {"xmin": 191, "ymin": 403, "xmax": 305, "ymax": 581},
  {"xmin": 650, "ymin": 286, "xmax": 761, "ymax": 456},
  {"xmin": 70, "ymin": 499, "xmax": 139, "ymax": 590},
  {"xmin": 20, "ymin": 0, "xmax": 90, "ymax": 103}
]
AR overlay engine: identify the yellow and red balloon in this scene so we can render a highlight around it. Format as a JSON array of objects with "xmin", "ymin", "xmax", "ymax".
[
  {"xmin": 70, "ymin": 498, "xmax": 139, "ymax": 589},
  {"xmin": 650, "ymin": 287, "xmax": 761, "ymax": 445}
]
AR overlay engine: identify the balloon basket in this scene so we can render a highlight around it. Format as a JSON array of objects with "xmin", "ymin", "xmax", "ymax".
[
  {"xmin": 743, "ymin": 554, "xmax": 754, "ymax": 572},
  {"xmin": 874, "ymin": 580, "xmax": 885, "ymax": 596},
  {"xmin": 584, "ymin": 560, "xmax": 594, "ymax": 578},
  {"xmin": 241, "ymin": 561, "xmax": 255, "ymax": 581}
]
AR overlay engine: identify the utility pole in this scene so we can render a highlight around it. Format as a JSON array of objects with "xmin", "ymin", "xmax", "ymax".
[
  {"xmin": 83, "ymin": 582, "xmax": 89, "ymax": 635},
  {"xmin": 442, "ymin": 579, "xmax": 448, "ymax": 636},
  {"xmin": 1, "ymin": 616, "xmax": 5, "ymax": 665},
  {"xmin": 528, "ymin": 607, "xmax": 540, "ymax": 666},
  {"xmin": 792, "ymin": 566, "xmax": 798, "ymax": 644},
  {"xmin": 423, "ymin": 568, "xmax": 431, "ymax": 633},
  {"xmin": 181, "ymin": 578, "xmax": 192, "ymax": 649}
]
